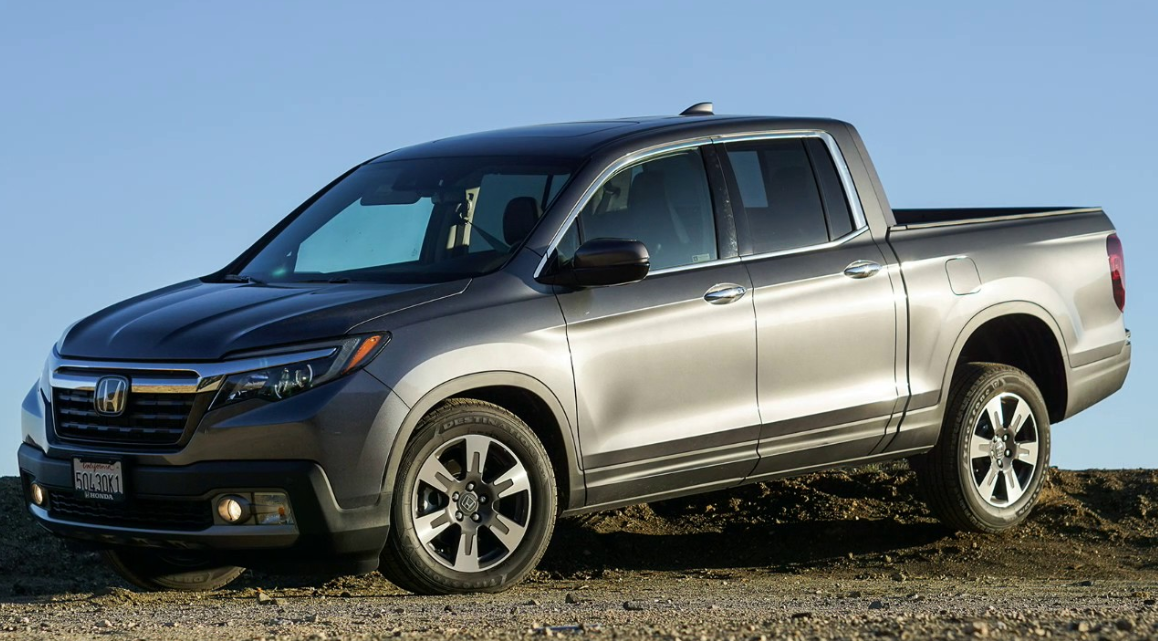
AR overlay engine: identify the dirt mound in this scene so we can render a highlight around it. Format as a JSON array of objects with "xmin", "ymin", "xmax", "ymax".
[
  {"xmin": 0, "ymin": 479, "xmax": 114, "ymax": 596},
  {"xmin": 2, "ymin": 463, "xmax": 1156, "ymax": 596},
  {"xmin": 537, "ymin": 462, "xmax": 1158, "ymax": 581}
]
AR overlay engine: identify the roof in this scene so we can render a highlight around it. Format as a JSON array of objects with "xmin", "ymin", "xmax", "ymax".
[{"xmin": 373, "ymin": 115, "xmax": 850, "ymax": 162}]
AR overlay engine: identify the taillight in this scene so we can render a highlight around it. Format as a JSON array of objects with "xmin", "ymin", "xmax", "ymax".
[{"xmin": 1107, "ymin": 233, "xmax": 1125, "ymax": 312}]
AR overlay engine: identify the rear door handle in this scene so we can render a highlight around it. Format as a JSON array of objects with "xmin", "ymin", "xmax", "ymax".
[
  {"xmin": 704, "ymin": 283, "xmax": 747, "ymax": 304},
  {"xmin": 843, "ymin": 260, "xmax": 882, "ymax": 279}
]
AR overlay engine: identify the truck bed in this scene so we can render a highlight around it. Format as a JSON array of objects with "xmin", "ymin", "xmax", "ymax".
[
  {"xmin": 884, "ymin": 205, "xmax": 1127, "ymax": 425},
  {"xmin": 892, "ymin": 207, "xmax": 1100, "ymax": 228}
]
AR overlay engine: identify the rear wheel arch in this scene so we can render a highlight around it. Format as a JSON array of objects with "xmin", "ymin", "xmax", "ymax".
[
  {"xmin": 943, "ymin": 304, "xmax": 1070, "ymax": 424},
  {"xmin": 382, "ymin": 373, "xmax": 583, "ymax": 512}
]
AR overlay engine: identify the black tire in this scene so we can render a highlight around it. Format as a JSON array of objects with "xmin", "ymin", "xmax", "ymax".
[
  {"xmin": 913, "ymin": 363, "xmax": 1051, "ymax": 533},
  {"xmin": 379, "ymin": 399, "xmax": 557, "ymax": 594},
  {"xmin": 101, "ymin": 548, "xmax": 245, "ymax": 591}
]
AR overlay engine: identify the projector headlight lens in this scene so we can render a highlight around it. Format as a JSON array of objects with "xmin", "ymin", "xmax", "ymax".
[{"xmin": 211, "ymin": 334, "xmax": 386, "ymax": 410}]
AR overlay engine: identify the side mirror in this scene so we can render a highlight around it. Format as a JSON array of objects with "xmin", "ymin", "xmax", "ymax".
[{"xmin": 539, "ymin": 239, "xmax": 650, "ymax": 288}]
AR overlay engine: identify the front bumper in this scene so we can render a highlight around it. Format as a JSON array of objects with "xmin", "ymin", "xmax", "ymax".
[
  {"xmin": 17, "ymin": 358, "xmax": 415, "ymax": 574},
  {"xmin": 18, "ymin": 446, "xmax": 390, "ymax": 575}
]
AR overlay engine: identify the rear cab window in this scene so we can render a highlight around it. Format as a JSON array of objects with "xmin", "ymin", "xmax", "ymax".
[{"xmin": 721, "ymin": 136, "xmax": 856, "ymax": 255}]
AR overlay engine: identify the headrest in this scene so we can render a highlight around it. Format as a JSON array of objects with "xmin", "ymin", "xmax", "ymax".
[
  {"xmin": 503, "ymin": 196, "xmax": 541, "ymax": 245},
  {"xmin": 628, "ymin": 171, "xmax": 668, "ymax": 209}
]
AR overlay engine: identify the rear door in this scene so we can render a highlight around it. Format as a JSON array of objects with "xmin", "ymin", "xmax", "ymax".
[
  {"xmin": 716, "ymin": 135, "xmax": 903, "ymax": 477},
  {"xmin": 549, "ymin": 146, "xmax": 761, "ymax": 506}
]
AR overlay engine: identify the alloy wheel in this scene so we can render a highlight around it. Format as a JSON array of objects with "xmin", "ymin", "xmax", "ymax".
[
  {"xmin": 969, "ymin": 392, "xmax": 1040, "ymax": 507},
  {"xmin": 411, "ymin": 434, "xmax": 533, "ymax": 572}
]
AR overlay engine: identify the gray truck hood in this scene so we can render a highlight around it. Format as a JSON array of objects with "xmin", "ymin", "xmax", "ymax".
[{"xmin": 57, "ymin": 278, "xmax": 467, "ymax": 361}]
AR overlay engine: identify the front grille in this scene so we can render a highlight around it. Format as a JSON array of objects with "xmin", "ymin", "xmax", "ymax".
[
  {"xmin": 53, "ymin": 388, "xmax": 197, "ymax": 446},
  {"xmin": 47, "ymin": 491, "xmax": 214, "ymax": 531}
]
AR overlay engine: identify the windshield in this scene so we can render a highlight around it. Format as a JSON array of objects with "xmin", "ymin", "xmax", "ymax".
[{"xmin": 233, "ymin": 156, "xmax": 577, "ymax": 284}]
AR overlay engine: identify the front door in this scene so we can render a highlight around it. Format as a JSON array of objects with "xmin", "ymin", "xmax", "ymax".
[{"xmin": 551, "ymin": 147, "xmax": 761, "ymax": 506}]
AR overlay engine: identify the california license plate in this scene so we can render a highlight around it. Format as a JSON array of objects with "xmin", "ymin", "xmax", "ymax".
[{"xmin": 72, "ymin": 458, "xmax": 125, "ymax": 502}]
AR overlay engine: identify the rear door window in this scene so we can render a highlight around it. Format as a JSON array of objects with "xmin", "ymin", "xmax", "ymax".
[
  {"xmin": 722, "ymin": 138, "xmax": 850, "ymax": 254},
  {"xmin": 804, "ymin": 138, "xmax": 854, "ymax": 240}
]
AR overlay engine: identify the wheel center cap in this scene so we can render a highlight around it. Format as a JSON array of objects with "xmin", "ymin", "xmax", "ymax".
[{"xmin": 458, "ymin": 492, "xmax": 479, "ymax": 514}]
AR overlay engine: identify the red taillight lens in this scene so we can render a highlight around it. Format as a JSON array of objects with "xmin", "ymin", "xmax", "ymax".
[{"xmin": 1107, "ymin": 233, "xmax": 1125, "ymax": 312}]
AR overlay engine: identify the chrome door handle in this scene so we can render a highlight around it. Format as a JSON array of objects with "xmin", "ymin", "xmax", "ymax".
[
  {"xmin": 704, "ymin": 283, "xmax": 747, "ymax": 304},
  {"xmin": 843, "ymin": 260, "xmax": 882, "ymax": 279}
]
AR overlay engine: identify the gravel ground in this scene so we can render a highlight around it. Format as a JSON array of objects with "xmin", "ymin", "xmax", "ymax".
[
  {"xmin": 2, "ymin": 463, "xmax": 1156, "ymax": 640},
  {"xmin": 3, "ymin": 576, "xmax": 1157, "ymax": 640}
]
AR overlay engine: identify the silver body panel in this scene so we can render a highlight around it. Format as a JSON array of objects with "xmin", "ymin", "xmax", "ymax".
[
  {"xmin": 743, "ymin": 227, "xmax": 902, "ymax": 477},
  {"xmin": 557, "ymin": 261, "xmax": 760, "ymax": 504}
]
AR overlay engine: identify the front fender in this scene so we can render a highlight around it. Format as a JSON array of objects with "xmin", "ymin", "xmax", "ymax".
[
  {"xmin": 378, "ymin": 371, "xmax": 584, "ymax": 511},
  {"xmin": 361, "ymin": 268, "xmax": 582, "ymax": 510}
]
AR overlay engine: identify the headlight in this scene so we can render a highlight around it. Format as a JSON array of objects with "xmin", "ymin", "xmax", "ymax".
[{"xmin": 211, "ymin": 334, "xmax": 387, "ymax": 410}]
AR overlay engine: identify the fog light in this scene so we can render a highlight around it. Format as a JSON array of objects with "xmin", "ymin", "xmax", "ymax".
[
  {"xmin": 29, "ymin": 482, "xmax": 45, "ymax": 507},
  {"xmin": 216, "ymin": 495, "xmax": 251, "ymax": 524},
  {"xmin": 253, "ymin": 492, "xmax": 293, "ymax": 526}
]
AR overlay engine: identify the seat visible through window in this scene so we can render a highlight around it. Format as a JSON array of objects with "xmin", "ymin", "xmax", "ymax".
[
  {"xmin": 502, "ymin": 196, "xmax": 540, "ymax": 246},
  {"xmin": 577, "ymin": 148, "xmax": 716, "ymax": 271}
]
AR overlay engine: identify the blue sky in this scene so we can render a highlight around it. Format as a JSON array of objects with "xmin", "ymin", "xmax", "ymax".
[{"xmin": 1, "ymin": 2, "xmax": 1153, "ymax": 476}]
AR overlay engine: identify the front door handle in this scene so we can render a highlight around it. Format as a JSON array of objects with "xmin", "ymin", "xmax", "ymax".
[
  {"xmin": 844, "ymin": 260, "xmax": 882, "ymax": 279},
  {"xmin": 704, "ymin": 283, "xmax": 747, "ymax": 305}
]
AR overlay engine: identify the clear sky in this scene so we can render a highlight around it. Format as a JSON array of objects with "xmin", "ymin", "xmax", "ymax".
[{"xmin": 1, "ymin": 2, "xmax": 1153, "ymax": 476}]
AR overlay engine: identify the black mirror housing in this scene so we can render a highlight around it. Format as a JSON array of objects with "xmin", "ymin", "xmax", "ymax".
[{"xmin": 539, "ymin": 239, "xmax": 650, "ymax": 288}]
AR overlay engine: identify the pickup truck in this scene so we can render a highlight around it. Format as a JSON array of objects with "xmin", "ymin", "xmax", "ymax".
[{"xmin": 18, "ymin": 104, "xmax": 1131, "ymax": 594}]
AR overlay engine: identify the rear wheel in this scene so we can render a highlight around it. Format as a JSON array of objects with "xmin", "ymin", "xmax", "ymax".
[
  {"xmin": 913, "ymin": 363, "xmax": 1051, "ymax": 533},
  {"xmin": 379, "ymin": 400, "xmax": 556, "ymax": 594},
  {"xmin": 101, "ymin": 548, "xmax": 245, "ymax": 591}
]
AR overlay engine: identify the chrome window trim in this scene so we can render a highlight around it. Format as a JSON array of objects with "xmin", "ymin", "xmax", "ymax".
[
  {"xmin": 740, "ymin": 226, "xmax": 868, "ymax": 263},
  {"xmin": 533, "ymin": 129, "xmax": 868, "ymax": 280},
  {"xmin": 647, "ymin": 256, "xmax": 743, "ymax": 277},
  {"xmin": 47, "ymin": 348, "xmax": 338, "ymax": 394}
]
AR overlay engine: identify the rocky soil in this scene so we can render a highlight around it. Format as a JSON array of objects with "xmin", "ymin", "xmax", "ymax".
[{"xmin": 1, "ymin": 462, "xmax": 1156, "ymax": 639}]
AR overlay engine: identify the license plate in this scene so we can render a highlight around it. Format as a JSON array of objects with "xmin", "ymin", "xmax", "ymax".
[{"xmin": 72, "ymin": 458, "xmax": 125, "ymax": 502}]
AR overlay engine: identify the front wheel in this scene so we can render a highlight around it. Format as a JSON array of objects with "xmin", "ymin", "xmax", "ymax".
[
  {"xmin": 913, "ymin": 363, "xmax": 1051, "ymax": 533},
  {"xmin": 101, "ymin": 549, "xmax": 245, "ymax": 591},
  {"xmin": 379, "ymin": 399, "xmax": 557, "ymax": 594}
]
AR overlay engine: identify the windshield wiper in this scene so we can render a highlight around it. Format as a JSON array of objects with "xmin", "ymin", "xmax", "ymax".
[
  {"xmin": 298, "ymin": 277, "xmax": 352, "ymax": 284},
  {"xmin": 221, "ymin": 273, "xmax": 265, "ymax": 285}
]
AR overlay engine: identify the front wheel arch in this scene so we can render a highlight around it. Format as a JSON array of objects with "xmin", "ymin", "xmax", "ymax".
[{"xmin": 380, "ymin": 373, "xmax": 583, "ymax": 514}]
